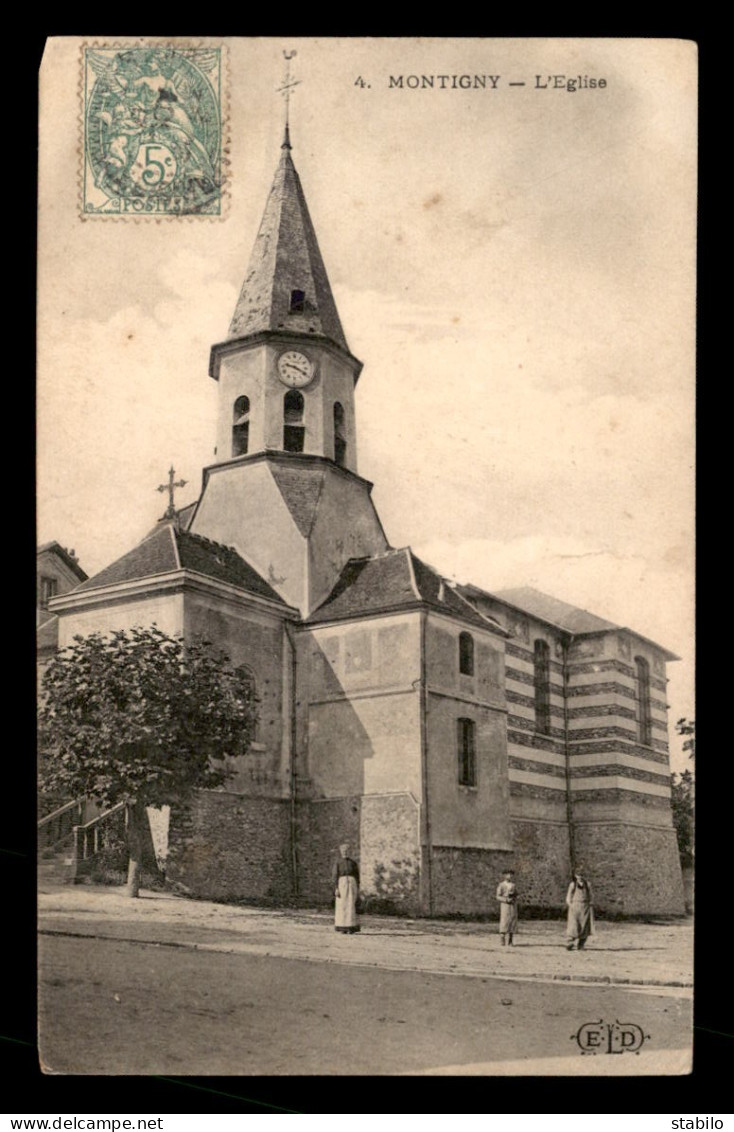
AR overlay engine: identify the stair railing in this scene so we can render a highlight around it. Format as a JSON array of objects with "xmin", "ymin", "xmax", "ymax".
[
  {"xmin": 72, "ymin": 802, "xmax": 127, "ymax": 870},
  {"xmin": 37, "ymin": 798, "xmax": 85, "ymax": 850}
]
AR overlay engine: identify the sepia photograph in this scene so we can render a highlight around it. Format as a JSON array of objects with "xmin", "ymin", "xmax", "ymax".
[{"xmin": 36, "ymin": 37, "xmax": 696, "ymax": 1080}]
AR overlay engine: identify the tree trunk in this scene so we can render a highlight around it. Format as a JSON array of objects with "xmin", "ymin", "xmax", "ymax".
[{"xmin": 126, "ymin": 799, "xmax": 146, "ymax": 898}]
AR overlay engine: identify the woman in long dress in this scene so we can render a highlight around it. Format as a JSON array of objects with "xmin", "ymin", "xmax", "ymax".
[
  {"xmin": 332, "ymin": 843, "xmax": 360, "ymax": 934},
  {"xmin": 496, "ymin": 869, "xmax": 518, "ymax": 946},
  {"xmin": 565, "ymin": 867, "xmax": 594, "ymax": 950}
]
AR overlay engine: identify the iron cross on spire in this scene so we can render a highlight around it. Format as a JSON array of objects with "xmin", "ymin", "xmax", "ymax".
[
  {"xmin": 157, "ymin": 465, "xmax": 187, "ymax": 520},
  {"xmin": 276, "ymin": 49, "xmax": 300, "ymax": 148}
]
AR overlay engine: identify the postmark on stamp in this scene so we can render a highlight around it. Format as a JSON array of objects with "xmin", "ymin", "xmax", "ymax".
[{"xmin": 82, "ymin": 45, "xmax": 224, "ymax": 217}]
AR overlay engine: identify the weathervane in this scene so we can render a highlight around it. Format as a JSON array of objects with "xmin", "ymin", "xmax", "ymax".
[
  {"xmin": 156, "ymin": 465, "xmax": 187, "ymax": 520},
  {"xmin": 277, "ymin": 49, "xmax": 300, "ymax": 146}
]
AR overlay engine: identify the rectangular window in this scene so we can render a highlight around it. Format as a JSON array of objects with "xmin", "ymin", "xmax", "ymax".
[
  {"xmin": 457, "ymin": 717, "xmax": 476, "ymax": 787},
  {"xmin": 290, "ymin": 289, "xmax": 305, "ymax": 313},
  {"xmin": 459, "ymin": 632, "xmax": 474, "ymax": 676},
  {"xmin": 283, "ymin": 425, "xmax": 305, "ymax": 453},
  {"xmin": 534, "ymin": 639, "xmax": 551, "ymax": 735},
  {"xmin": 635, "ymin": 657, "xmax": 652, "ymax": 746},
  {"xmin": 39, "ymin": 575, "xmax": 58, "ymax": 609}
]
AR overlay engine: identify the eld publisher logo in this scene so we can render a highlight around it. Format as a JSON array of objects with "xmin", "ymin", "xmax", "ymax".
[{"xmin": 572, "ymin": 1019, "xmax": 650, "ymax": 1055}]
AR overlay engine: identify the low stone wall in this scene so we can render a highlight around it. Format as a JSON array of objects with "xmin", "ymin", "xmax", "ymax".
[
  {"xmin": 294, "ymin": 796, "xmax": 362, "ymax": 905},
  {"xmin": 572, "ymin": 822, "xmax": 686, "ymax": 915},
  {"xmin": 510, "ymin": 820, "xmax": 572, "ymax": 911},
  {"xmin": 361, "ymin": 794, "xmax": 421, "ymax": 915},
  {"xmin": 430, "ymin": 847, "xmax": 514, "ymax": 916},
  {"xmin": 166, "ymin": 792, "xmax": 293, "ymax": 903}
]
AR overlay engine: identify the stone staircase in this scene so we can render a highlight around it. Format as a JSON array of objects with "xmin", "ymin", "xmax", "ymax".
[
  {"xmin": 37, "ymin": 797, "xmax": 127, "ymax": 885},
  {"xmin": 38, "ymin": 838, "xmax": 76, "ymax": 889}
]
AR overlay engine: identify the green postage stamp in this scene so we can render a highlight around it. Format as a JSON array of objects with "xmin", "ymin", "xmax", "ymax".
[{"xmin": 82, "ymin": 44, "xmax": 224, "ymax": 216}]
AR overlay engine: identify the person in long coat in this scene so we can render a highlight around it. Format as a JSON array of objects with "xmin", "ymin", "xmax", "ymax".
[
  {"xmin": 565, "ymin": 867, "xmax": 594, "ymax": 950},
  {"xmin": 332, "ymin": 843, "xmax": 360, "ymax": 934},
  {"xmin": 496, "ymin": 869, "xmax": 518, "ymax": 946}
]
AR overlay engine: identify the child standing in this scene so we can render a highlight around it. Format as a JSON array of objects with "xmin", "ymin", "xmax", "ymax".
[{"xmin": 496, "ymin": 869, "xmax": 518, "ymax": 946}]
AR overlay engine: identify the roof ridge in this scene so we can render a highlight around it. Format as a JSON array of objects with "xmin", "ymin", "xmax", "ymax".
[
  {"xmin": 168, "ymin": 523, "xmax": 181, "ymax": 571},
  {"xmin": 448, "ymin": 580, "xmax": 507, "ymax": 631},
  {"xmin": 404, "ymin": 548, "xmax": 422, "ymax": 601},
  {"xmin": 305, "ymin": 470, "xmax": 326, "ymax": 538}
]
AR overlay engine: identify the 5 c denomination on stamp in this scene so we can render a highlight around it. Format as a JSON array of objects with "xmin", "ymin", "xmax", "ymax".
[{"xmin": 82, "ymin": 44, "xmax": 225, "ymax": 217}]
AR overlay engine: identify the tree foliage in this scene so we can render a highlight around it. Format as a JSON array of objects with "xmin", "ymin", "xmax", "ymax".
[
  {"xmin": 39, "ymin": 626, "xmax": 258, "ymax": 894},
  {"xmin": 675, "ymin": 716, "xmax": 696, "ymax": 761},
  {"xmin": 671, "ymin": 718, "xmax": 695, "ymax": 869}
]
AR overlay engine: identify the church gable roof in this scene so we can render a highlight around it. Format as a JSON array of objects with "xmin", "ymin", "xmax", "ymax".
[
  {"xmin": 76, "ymin": 525, "xmax": 179, "ymax": 591},
  {"xmin": 175, "ymin": 530, "xmax": 284, "ymax": 601},
  {"xmin": 75, "ymin": 524, "xmax": 286, "ymax": 606},
  {"xmin": 490, "ymin": 586, "xmax": 619, "ymax": 634},
  {"xmin": 308, "ymin": 548, "xmax": 503, "ymax": 632},
  {"xmin": 227, "ymin": 143, "xmax": 348, "ymax": 351}
]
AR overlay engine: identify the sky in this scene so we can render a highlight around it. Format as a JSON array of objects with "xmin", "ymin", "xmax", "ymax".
[{"xmin": 38, "ymin": 37, "xmax": 696, "ymax": 769}]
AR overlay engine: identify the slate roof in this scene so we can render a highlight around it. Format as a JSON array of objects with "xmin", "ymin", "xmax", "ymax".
[
  {"xmin": 270, "ymin": 462, "xmax": 325, "ymax": 537},
  {"xmin": 491, "ymin": 586, "xmax": 619, "ymax": 634},
  {"xmin": 175, "ymin": 501, "xmax": 198, "ymax": 531},
  {"xmin": 308, "ymin": 548, "xmax": 505, "ymax": 632},
  {"xmin": 458, "ymin": 583, "xmax": 678, "ymax": 659},
  {"xmin": 227, "ymin": 140, "xmax": 348, "ymax": 350},
  {"xmin": 75, "ymin": 523, "xmax": 287, "ymax": 606}
]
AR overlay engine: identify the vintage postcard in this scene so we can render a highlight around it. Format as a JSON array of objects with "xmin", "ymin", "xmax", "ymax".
[{"xmin": 37, "ymin": 37, "xmax": 696, "ymax": 1080}]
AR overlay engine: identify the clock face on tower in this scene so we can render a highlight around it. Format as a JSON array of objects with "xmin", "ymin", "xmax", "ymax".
[{"xmin": 277, "ymin": 350, "xmax": 316, "ymax": 388}]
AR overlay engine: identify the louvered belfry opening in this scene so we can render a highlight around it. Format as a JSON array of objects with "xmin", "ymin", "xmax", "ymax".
[{"xmin": 283, "ymin": 390, "xmax": 305, "ymax": 453}]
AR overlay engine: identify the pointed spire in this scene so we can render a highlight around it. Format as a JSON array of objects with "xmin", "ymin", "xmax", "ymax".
[{"xmin": 227, "ymin": 143, "xmax": 348, "ymax": 350}]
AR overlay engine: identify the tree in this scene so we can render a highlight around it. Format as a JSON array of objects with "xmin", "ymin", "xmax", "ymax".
[
  {"xmin": 676, "ymin": 717, "xmax": 696, "ymax": 760},
  {"xmin": 671, "ymin": 718, "xmax": 695, "ymax": 870},
  {"xmin": 39, "ymin": 626, "xmax": 258, "ymax": 897},
  {"xmin": 670, "ymin": 768, "xmax": 694, "ymax": 868}
]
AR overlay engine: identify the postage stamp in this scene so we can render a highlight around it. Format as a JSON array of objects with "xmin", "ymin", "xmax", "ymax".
[{"xmin": 81, "ymin": 44, "xmax": 224, "ymax": 217}]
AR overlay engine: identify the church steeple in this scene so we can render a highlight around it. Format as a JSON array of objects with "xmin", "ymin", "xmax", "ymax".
[
  {"xmin": 192, "ymin": 96, "xmax": 387, "ymax": 616},
  {"xmin": 227, "ymin": 139, "xmax": 348, "ymax": 352}
]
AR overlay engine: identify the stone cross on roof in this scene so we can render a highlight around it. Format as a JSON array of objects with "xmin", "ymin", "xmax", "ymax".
[
  {"xmin": 276, "ymin": 49, "xmax": 300, "ymax": 150},
  {"xmin": 156, "ymin": 466, "xmax": 187, "ymax": 520}
]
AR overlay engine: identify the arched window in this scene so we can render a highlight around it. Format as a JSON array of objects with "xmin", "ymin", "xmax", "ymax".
[
  {"xmin": 283, "ymin": 390, "xmax": 305, "ymax": 453},
  {"xmin": 333, "ymin": 402, "xmax": 347, "ymax": 467},
  {"xmin": 232, "ymin": 395, "xmax": 250, "ymax": 457},
  {"xmin": 290, "ymin": 288, "xmax": 305, "ymax": 313},
  {"xmin": 459, "ymin": 631, "xmax": 474, "ymax": 676},
  {"xmin": 635, "ymin": 656, "xmax": 652, "ymax": 745},
  {"xmin": 457, "ymin": 717, "xmax": 476, "ymax": 786},
  {"xmin": 534, "ymin": 639, "xmax": 551, "ymax": 735}
]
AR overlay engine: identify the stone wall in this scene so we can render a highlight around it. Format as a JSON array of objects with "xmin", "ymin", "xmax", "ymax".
[
  {"xmin": 510, "ymin": 819, "xmax": 571, "ymax": 910},
  {"xmin": 573, "ymin": 822, "xmax": 685, "ymax": 915},
  {"xmin": 294, "ymin": 796, "xmax": 362, "ymax": 904},
  {"xmin": 295, "ymin": 793, "xmax": 422, "ymax": 913},
  {"xmin": 429, "ymin": 819, "xmax": 572, "ymax": 917},
  {"xmin": 430, "ymin": 846, "xmax": 514, "ymax": 916},
  {"xmin": 360, "ymin": 794, "xmax": 421, "ymax": 914},
  {"xmin": 166, "ymin": 792, "xmax": 293, "ymax": 903}
]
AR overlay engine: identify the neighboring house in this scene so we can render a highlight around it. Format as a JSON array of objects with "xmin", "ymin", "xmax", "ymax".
[
  {"xmin": 47, "ymin": 126, "xmax": 685, "ymax": 916},
  {"xmin": 37, "ymin": 542, "xmax": 88, "ymax": 681}
]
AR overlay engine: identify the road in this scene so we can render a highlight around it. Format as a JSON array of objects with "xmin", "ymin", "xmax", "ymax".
[{"xmin": 38, "ymin": 934, "xmax": 691, "ymax": 1076}]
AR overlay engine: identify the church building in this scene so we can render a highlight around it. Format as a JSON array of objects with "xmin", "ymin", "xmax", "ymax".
[{"xmin": 48, "ymin": 124, "xmax": 686, "ymax": 917}]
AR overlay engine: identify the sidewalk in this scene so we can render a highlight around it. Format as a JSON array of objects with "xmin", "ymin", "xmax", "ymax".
[{"xmin": 38, "ymin": 883, "xmax": 693, "ymax": 991}]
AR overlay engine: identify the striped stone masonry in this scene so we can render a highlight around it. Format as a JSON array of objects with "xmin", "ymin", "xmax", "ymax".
[{"xmin": 501, "ymin": 626, "xmax": 675, "ymax": 815}]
